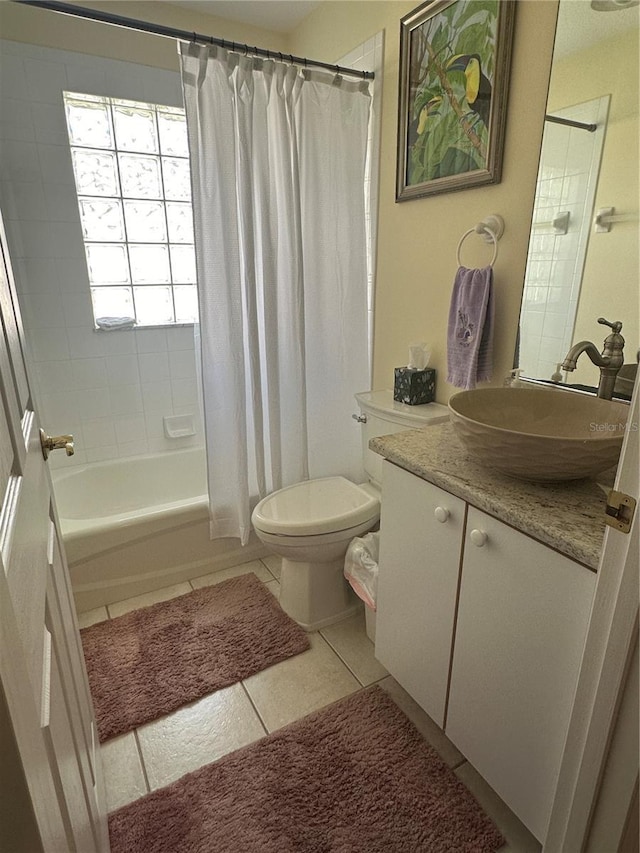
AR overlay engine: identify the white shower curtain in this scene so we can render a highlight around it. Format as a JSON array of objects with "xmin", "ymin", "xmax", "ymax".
[{"xmin": 180, "ymin": 44, "xmax": 372, "ymax": 545}]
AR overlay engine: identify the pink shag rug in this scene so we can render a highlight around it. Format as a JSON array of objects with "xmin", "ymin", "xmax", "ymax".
[
  {"xmin": 108, "ymin": 686, "xmax": 504, "ymax": 853},
  {"xmin": 81, "ymin": 572, "xmax": 310, "ymax": 742}
]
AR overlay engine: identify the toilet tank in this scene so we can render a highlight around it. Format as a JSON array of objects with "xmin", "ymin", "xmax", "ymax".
[{"xmin": 354, "ymin": 390, "xmax": 449, "ymax": 487}]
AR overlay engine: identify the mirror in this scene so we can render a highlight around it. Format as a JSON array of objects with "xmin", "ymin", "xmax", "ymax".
[{"xmin": 517, "ymin": 0, "xmax": 639, "ymax": 398}]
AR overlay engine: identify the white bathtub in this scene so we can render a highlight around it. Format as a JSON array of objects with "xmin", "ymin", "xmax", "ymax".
[{"xmin": 53, "ymin": 448, "xmax": 266, "ymax": 611}]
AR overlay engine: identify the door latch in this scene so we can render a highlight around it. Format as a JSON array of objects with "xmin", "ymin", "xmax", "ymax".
[{"xmin": 605, "ymin": 490, "xmax": 636, "ymax": 534}]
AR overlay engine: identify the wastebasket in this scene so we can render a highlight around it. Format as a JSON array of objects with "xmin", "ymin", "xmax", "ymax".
[{"xmin": 344, "ymin": 531, "xmax": 380, "ymax": 643}]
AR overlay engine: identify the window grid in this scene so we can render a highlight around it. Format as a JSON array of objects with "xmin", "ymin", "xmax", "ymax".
[{"xmin": 63, "ymin": 92, "xmax": 198, "ymax": 327}]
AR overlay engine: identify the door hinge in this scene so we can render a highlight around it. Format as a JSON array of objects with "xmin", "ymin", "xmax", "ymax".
[{"xmin": 605, "ymin": 490, "xmax": 637, "ymax": 534}]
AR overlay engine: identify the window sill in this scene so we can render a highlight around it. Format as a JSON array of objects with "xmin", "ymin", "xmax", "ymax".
[{"xmin": 93, "ymin": 323, "xmax": 197, "ymax": 332}]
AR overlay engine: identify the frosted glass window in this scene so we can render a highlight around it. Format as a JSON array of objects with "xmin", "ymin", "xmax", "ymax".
[
  {"xmin": 158, "ymin": 110, "xmax": 189, "ymax": 157},
  {"xmin": 86, "ymin": 244, "xmax": 130, "ymax": 284},
  {"xmin": 65, "ymin": 97, "xmax": 113, "ymax": 148},
  {"xmin": 133, "ymin": 286, "xmax": 174, "ymax": 325},
  {"xmin": 63, "ymin": 92, "xmax": 198, "ymax": 327},
  {"xmin": 79, "ymin": 198, "xmax": 125, "ymax": 241},
  {"xmin": 119, "ymin": 153, "xmax": 162, "ymax": 199},
  {"xmin": 113, "ymin": 103, "xmax": 159, "ymax": 153},
  {"xmin": 130, "ymin": 244, "xmax": 171, "ymax": 284},
  {"xmin": 91, "ymin": 286, "xmax": 134, "ymax": 320},
  {"xmin": 166, "ymin": 203, "xmax": 194, "ymax": 243},
  {"xmin": 174, "ymin": 285, "xmax": 198, "ymax": 323},
  {"xmin": 170, "ymin": 244, "xmax": 196, "ymax": 283},
  {"xmin": 124, "ymin": 201, "xmax": 167, "ymax": 243},
  {"xmin": 72, "ymin": 149, "xmax": 119, "ymax": 196},
  {"xmin": 163, "ymin": 158, "xmax": 191, "ymax": 200}
]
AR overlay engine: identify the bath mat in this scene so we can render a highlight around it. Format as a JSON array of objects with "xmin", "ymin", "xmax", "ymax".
[
  {"xmin": 108, "ymin": 686, "xmax": 504, "ymax": 853},
  {"xmin": 81, "ymin": 573, "xmax": 310, "ymax": 742}
]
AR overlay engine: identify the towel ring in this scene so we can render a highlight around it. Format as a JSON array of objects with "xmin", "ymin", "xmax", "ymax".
[{"xmin": 456, "ymin": 225, "xmax": 498, "ymax": 268}]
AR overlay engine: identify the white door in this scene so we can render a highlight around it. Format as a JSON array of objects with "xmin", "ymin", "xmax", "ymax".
[
  {"xmin": 376, "ymin": 460, "xmax": 465, "ymax": 727},
  {"xmin": 0, "ymin": 212, "xmax": 109, "ymax": 852}
]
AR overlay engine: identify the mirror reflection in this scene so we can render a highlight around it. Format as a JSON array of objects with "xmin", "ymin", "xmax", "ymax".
[{"xmin": 517, "ymin": 0, "xmax": 639, "ymax": 399}]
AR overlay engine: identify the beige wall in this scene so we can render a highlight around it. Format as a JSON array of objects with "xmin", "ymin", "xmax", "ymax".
[
  {"xmin": 0, "ymin": 0, "xmax": 288, "ymax": 70},
  {"xmin": 549, "ymin": 26, "xmax": 639, "ymax": 381},
  {"xmin": 291, "ymin": 0, "xmax": 559, "ymax": 400},
  {"xmin": 0, "ymin": 0, "xmax": 560, "ymax": 404}
]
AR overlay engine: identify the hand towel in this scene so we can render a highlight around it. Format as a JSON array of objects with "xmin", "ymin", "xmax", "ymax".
[{"xmin": 446, "ymin": 266, "xmax": 494, "ymax": 390}]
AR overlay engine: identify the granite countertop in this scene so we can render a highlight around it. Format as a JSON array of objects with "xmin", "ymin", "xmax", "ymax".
[{"xmin": 370, "ymin": 422, "xmax": 609, "ymax": 571}]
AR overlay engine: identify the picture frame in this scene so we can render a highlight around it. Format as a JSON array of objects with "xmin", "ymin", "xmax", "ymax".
[{"xmin": 396, "ymin": 0, "xmax": 516, "ymax": 202}]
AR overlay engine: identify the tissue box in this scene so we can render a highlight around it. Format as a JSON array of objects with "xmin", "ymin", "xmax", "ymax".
[{"xmin": 393, "ymin": 367, "xmax": 436, "ymax": 405}]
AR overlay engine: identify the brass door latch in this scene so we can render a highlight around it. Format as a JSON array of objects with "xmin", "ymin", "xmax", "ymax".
[
  {"xmin": 605, "ymin": 490, "xmax": 636, "ymax": 534},
  {"xmin": 40, "ymin": 429, "xmax": 74, "ymax": 461}
]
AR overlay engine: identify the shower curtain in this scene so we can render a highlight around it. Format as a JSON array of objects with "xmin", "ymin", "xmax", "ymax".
[{"xmin": 180, "ymin": 44, "xmax": 372, "ymax": 544}]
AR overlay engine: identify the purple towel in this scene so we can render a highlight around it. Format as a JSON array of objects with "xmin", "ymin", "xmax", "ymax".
[{"xmin": 446, "ymin": 266, "xmax": 494, "ymax": 390}]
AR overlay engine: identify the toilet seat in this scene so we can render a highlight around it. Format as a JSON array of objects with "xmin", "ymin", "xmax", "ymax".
[{"xmin": 252, "ymin": 476, "xmax": 379, "ymax": 537}]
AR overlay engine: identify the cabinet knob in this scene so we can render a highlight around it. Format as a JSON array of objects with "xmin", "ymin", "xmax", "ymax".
[
  {"xmin": 434, "ymin": 506, "xmax": 450, "ymax": 523},
  {"xmin": 470, "ymin": 528, "xmax": 488, "ymax": 547}
]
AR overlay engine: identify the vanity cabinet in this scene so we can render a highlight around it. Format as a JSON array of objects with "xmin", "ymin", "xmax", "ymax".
[
  {"xmin": 376, "ymin": 460, "xmax": 596, "ymax": 842},
  {"xmin": 375, "ymin": 460, "xmax": 465, "ymax": 727}
]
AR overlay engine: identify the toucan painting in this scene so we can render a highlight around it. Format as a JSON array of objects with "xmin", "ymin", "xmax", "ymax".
[
  {"xmin": 397, "ymin": 0, "xmax": 514, "ymax": 200},
  {"xmin": 446, "ymin": 53, "xmax": 492, "ymax": 127}
]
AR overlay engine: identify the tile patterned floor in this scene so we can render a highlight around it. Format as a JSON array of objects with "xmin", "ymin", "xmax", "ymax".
[{"xmin": 79, "ymin": 558, "xmax": 540, "ymax": 852}]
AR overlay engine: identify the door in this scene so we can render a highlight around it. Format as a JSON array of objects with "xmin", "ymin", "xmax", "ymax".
[
  {"xmin": 445, "ymin": 507, "xmax": 596, "ymax": 843},
  {"xmin": 375, "ymin": 460, "xmax": 465, "ymax": 727},
  {"xmin": 0, "ymin": 212, "xmax": 109, "ymax": 851}
]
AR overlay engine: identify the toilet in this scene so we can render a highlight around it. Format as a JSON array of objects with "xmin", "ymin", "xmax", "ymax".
[{"xmin": 251, "ymin": 390, "xmax": 449, "ymax": 630}]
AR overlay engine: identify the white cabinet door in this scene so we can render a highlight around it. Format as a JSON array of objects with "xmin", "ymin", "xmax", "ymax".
[
  {"xmin": 446, "ymin": 506, "xmax": 596, "ymax": 843},
  {"xmin": 376, "ymin": 460, "xmax": 465, "ymax": 726}
]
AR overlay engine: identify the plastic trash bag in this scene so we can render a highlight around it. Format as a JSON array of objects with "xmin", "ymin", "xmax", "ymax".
[{"xmin": 344, "ymin": 531, "xmax": 380, "ymax": 611}]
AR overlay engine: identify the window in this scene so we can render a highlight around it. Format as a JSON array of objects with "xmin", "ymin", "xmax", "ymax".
[{"xmin": 63, "ymin": 92, "xmax": 198, "ymax": 327}]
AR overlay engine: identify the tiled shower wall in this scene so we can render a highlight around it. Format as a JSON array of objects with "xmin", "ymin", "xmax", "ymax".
[
  {"xmin": 518, "ymin": 96, "xmax": 608, "ymax": 381},
  {"xmin": 0, "ymin": 38, "xmax": 202, "ymax": 467}
]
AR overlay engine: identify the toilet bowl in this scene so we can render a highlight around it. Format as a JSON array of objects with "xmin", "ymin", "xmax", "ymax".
[
  {"xmin": 252, "ymin": 477, "xmax": 380, "ymax": 631},
  {"xmin": 251, "ymin": 390, "xmax": 450, "ymax": 631}
]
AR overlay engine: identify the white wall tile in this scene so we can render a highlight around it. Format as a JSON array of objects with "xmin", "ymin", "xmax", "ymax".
[
  {"xmin": 71, "ymin": 357, "xmax": 107, "ymax": 389},
  {"xmin": 99, "ymin": 329, "xmax": 136, "ymax": 356},
  {"xmin": 141, "ymin": 381, "xmax": 173, "ymax": 411},
  {"xmin": 169, "ymin": 348, "xmax": 196, "ymax": 380},
  {"xmin": 107, "ymin": 354, "xmax": 140, "ymax": 386},
  {"xmin": 4, "ymin": 39, "xmax": 200, "ymax": 462},
  {"xmin": 29, "ymin": 327, "xmax": 69, "ymax": 362},
  {"xmin": 114, "ymin": 414, "xmax": 146, "ymax": 444},
  {"xmin": 171, "ymin": 378, "xmax": 198, "ymax": 408},
  {"xmin": 54, "ymin": 257, "xmax": 88, "ymax": 292},
  {"xmin": 0, "ymin": 140, "xmax": 41, "ymax": 182},
  {"xmin": 76, "ymin": 388, "xmax": 111, "ymax": 420},
  {"xmin": 109, "ymin": 384, "xmax": 143, "ymax": 416},
  {"xmin": 24, "ymin": 58, "xmax": 68, "ymax": 104},
  {"xmin": 21, "ymin": 292, "xmax": 65, "ymax": 328},
  {"xmin": 67, "ymin": 326, "xmax": 103, "ymax": 359},
  {"xmin": 135, "ymin": 328, "xmax": 167, "ymax": 353},
  {"xmin": 80, "ymin": 417, "xmax": 116, "ymax": 450},
  {"xmin": 117, "ymin": 439, "xmax": 149, "ymax": 458},
  {"xmin": 138, "ymin": 350, "xmax": 169, "ymax": 383}
]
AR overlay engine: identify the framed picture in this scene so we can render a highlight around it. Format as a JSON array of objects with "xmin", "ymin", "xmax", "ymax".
[{"xmin": 396, "ymin": 0, "xmax": 516, "ymax": 202}]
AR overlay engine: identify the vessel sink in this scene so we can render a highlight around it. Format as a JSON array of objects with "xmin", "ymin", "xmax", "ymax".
[{"xmin": 448, "ymin": 387, "xmax": 629, "ymax": 482}]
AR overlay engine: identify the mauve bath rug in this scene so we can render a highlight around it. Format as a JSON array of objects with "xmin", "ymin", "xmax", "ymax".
[
  {"xmin": 108, "ymin": 686, "xmax": 504, "ymax": 853},
  {"xmin": 81, "ymin": 572, "xmax": 310, "ymax": 742}
]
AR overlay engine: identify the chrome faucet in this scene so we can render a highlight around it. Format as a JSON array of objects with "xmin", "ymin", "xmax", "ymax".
[{"xmin": 561, "ymin": 318, "xmax": 625, "ymax": 400}]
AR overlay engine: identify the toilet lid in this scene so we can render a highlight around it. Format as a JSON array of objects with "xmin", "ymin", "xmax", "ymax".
[{"xmin": 252, "ymin": 476, "xmax": 379, "ymax": 536}]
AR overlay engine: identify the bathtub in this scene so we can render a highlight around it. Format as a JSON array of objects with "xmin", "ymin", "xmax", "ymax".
[{"xmin": 53, "ymin": 448, "xmax": 266, "ymax": 612}]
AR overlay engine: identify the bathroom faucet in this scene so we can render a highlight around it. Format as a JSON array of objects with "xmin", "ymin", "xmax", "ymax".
[{"xmin": 561, "ymin": 318, "xmax": 625, "ymax": 400}]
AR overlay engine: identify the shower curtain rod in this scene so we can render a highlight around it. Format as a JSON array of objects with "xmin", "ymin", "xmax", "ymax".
[
  {"xmin": 544, "ymin": 114, "xmax": 597, "ymax": 133},
  {"xmin": 13, "ymin": 0, "xmax": 375, "ymax": 80}
]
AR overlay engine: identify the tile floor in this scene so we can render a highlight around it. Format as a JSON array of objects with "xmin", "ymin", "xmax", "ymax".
[{"xmin": 78, "ymin": 556, "xmax": 540, "ymax": 853}]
